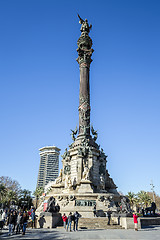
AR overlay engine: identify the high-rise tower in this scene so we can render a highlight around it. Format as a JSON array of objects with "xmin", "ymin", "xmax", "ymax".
[{"xmin": 37, "ymin": 146, "xmax": 60, "ymax": 188}]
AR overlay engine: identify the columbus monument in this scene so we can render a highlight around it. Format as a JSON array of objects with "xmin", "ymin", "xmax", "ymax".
[{"xmin": 41, "ymin": 16, "xmax": 125, "ymax": 218}]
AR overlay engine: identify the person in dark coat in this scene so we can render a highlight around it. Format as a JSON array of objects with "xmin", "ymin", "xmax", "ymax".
[
  {"xmin": 12, "ymin": 211, "xmax": 17, "ymax": 232},
  {"xmin": 21, "ymin": 212, "xmax": 28, "ymax": 235},
  {"xmin": 93, "ymin": 204, "xmax": 96, "ymax": 217},
  {"xmin": 107, "ymin": 211, "xmax": 112, "ymax": 225},
  {"xmin": 7, "ymin": 212, "xmax": 14, "ymax": 235},
  {"xmin": 73, "ymin": 211, "xmax": 81, "ymax": 231}
]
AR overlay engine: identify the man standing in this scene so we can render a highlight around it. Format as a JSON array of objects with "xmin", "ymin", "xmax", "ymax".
[
  {"xmin": 73, "ymin": 211, "xmax": 80, "ymax": 231},
  {"xmin": 107, "ymin": 211, "xmax": 112, "ymax": 225},
  {"xmin": 67, "ymin": 212, "xmax": 72, "ymax": 232},
  {"xmin": 93, "ymin": 204, "xmax": 96, "ymax": 217}
]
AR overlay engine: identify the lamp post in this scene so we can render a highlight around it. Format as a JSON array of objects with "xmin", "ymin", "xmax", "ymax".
[{"xmin": 150, "ymin": 180, "xmax": 155, "ymax": 202}]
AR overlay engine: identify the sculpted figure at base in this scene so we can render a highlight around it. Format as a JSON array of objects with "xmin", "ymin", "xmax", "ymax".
[
  {"xmin": 82, "ymin": 166, "xmax": 90, "ymax": 180},
  {"xmin": 120, "ymin": 196, "xmax": 131, "ymax": 213},
  {"xmin": 99, "ymin": 174, "xmax": 105, "ymax": 191},
  {"xmin": 45, "ymin": 196, "xmax": 60, "ymax": 213},
  {"xmin": 64, "ymin": 175, "xmax": 73, "ymax": 190},
  {"xmin": 145, "ymin": 202, "xmax": 156, "ymax": 215},
  {"xmin": 55, "ymin": 169, "xmax": 63, "ymax": 184}
]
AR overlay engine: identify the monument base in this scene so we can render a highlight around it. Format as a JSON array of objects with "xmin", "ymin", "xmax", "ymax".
[
  {"xmin": 43, "ymin": 192, "xmax": 121, "ymax": 218},
  {"xmin": 37, "ymin": 212, "xmax": 62, "ymax": 229},
  {"xmin": 77, "ymin": 180, "xmax": 93, "ymax": 193}
]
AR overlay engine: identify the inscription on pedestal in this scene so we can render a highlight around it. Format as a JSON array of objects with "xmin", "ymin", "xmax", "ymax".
[{"xmin": 75, "ymin": 199, "xmax": 96, "ymax": 206}]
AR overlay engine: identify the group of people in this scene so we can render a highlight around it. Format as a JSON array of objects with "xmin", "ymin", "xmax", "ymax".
[
  {"xmin": 62, "ymin": 211, "xmax": 81, "ymax": 232},
  {"xmin": 1, "ymin": 207, "xmax": 36, "ymax": 236}
]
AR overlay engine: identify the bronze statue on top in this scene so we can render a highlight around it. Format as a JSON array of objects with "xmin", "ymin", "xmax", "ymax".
[{"xmin": 78, "ymin": 14, "xmax": 92, "ymax": 34}]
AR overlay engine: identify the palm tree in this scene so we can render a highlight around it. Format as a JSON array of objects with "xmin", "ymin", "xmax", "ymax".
[
  {"xmin": 137, "ymin": 191, "xmax": 151, "ymax": 208},
  {"xmin": 126, "ymin": 192, "xmax": 136, "ymax": 210},
  {"xmin": 6, "ymin": 189, "xmax": 18, "ymax": 208},
  {"xmin": 19, "ymin": 189, "xmax": 32, "ymax": 209},
  {"xmin": 33, "ymin": 187, "xmax": 44, "ymax": 209}
]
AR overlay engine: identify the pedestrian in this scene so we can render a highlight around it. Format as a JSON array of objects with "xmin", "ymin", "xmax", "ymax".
[
  {"xmin": 62, "ymin": 213, "xmax": 68, "ymax": 230},
  {"xmin": 7, "ymin": 211, "xmax": 14, "ymax": 236},
  {"xmin": 141, "ymin": 208, "xmax": 145, "ymax": 217},
  {"xmin": 12, "ymin": 211, "xmax": 17, "ymax": 232},
  {"xmin": 73, "ymin": 211, "xmax": 80, "ymax": 231},
  {"xmin": 67, "ymin": 212, "xmax": 72, "ymax": 232},
  {"xmin": 16, "ymin": 212, "xmax": 22, "ymax": 234},
  {"xmin": 133, "ymin": 213, "xmax": 138, "ymax": 231},
  {"xmin": 21, "ymin": 212, "xmax": 28, "ymax": 235},
  {"xmin": 107, "ymin": 210, "xmax": 112, "ymax": 225},
  {"xmin": 93, "ymin": 204, "xmax": 96, "ymax": 217},
  {"xmin": 31, "ymin": 209, "xmax": 36, "ymax": 228},
  {"xmin": 2, "ymin": 210, "xmax": 7, "ymax": 227}
]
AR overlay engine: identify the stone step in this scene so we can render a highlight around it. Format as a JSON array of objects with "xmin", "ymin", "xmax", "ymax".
[{"xmin": 78, "ymin": 218, "xmax": 122, "ymax": 229}]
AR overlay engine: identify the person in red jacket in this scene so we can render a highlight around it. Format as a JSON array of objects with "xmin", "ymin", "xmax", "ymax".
[
  {"xmin": 133, "ymin": 213, "xmax": 138, "ymax": 231},
  {"xmin": 62, "ymin": 213, "xmax": 68, "ymax": 230}
]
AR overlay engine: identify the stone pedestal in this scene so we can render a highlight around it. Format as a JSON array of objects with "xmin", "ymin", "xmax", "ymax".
[
  {"xmin": 77, "ymin": 180, "xmax": 93, "ymax": 193},
  {"xmin": 37, "ymin": 212, "xmax": 62, "ymax": 229}
]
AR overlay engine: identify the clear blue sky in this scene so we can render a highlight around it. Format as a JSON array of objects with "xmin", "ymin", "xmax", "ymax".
[{"xmin": 0, "ymin": 0, "xmax": 160, "ymax": 196}]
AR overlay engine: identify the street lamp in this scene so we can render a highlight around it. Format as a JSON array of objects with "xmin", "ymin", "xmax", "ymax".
[{"xmin": 150, "ymin": 180, "xmax": 155, "ymax": 202}]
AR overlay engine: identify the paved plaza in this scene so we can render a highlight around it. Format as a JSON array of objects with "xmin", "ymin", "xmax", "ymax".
[{"xmin": 1, "ymin": 226, "xmax": 160, "ymax": 240}]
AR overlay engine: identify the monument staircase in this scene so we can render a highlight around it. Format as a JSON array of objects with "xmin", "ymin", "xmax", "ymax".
[{"xmin": 78, "ymin": 217, "xmax": 123, "ymax": 229}]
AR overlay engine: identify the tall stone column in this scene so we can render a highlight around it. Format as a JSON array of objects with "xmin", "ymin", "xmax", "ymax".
[{"xmin": 77, "ymin": 16, "xmax": 94, "ymax": 137}]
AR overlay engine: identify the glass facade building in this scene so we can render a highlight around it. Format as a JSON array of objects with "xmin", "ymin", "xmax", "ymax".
[{"xmin": 37, "ymin": 146, "xmax": 60, "ymax": 188}]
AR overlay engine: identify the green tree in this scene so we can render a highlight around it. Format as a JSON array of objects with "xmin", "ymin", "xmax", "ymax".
[
  {"xmin": 126, "ymin": 192, "xmax": 136, "ymax": 210},
  {"xmin": 6, "ymin": 189, "xmax": 18, "ymax": 207},
  {"xmin": 0, "ymin": 184, "xmax": 7, "ymax": 207},
  {"xmin": 0, "ymin": 176, "xmax": 21, "ymax": 194},
  {"xmin": 0, "ymin": 176, "xmax": 21, "ymax": 208},
  {"xmin": 33, "ymin": 187, "xmax": 44, "ymax": 209},
  {"xmin": 137, "ymin": 191, "xmax": 151, "ymax": 208},
  {"xmin": 19, "ymin": 189, "xmax": 32, "ymax": 210}
]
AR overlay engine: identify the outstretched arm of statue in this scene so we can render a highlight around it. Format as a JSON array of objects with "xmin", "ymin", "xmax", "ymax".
[{"xmin": 78, "ymin": 14, "xmax": 84, "ymax": 24}]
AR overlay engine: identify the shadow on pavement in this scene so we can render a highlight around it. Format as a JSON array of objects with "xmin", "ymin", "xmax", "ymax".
[
  {"xmin": 141, "ymin": 226, "xmax": 160, "ymax": 231},
  {"xmin": 0, "ymin": 229, "xmax": 66, "ymax": 240}
]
